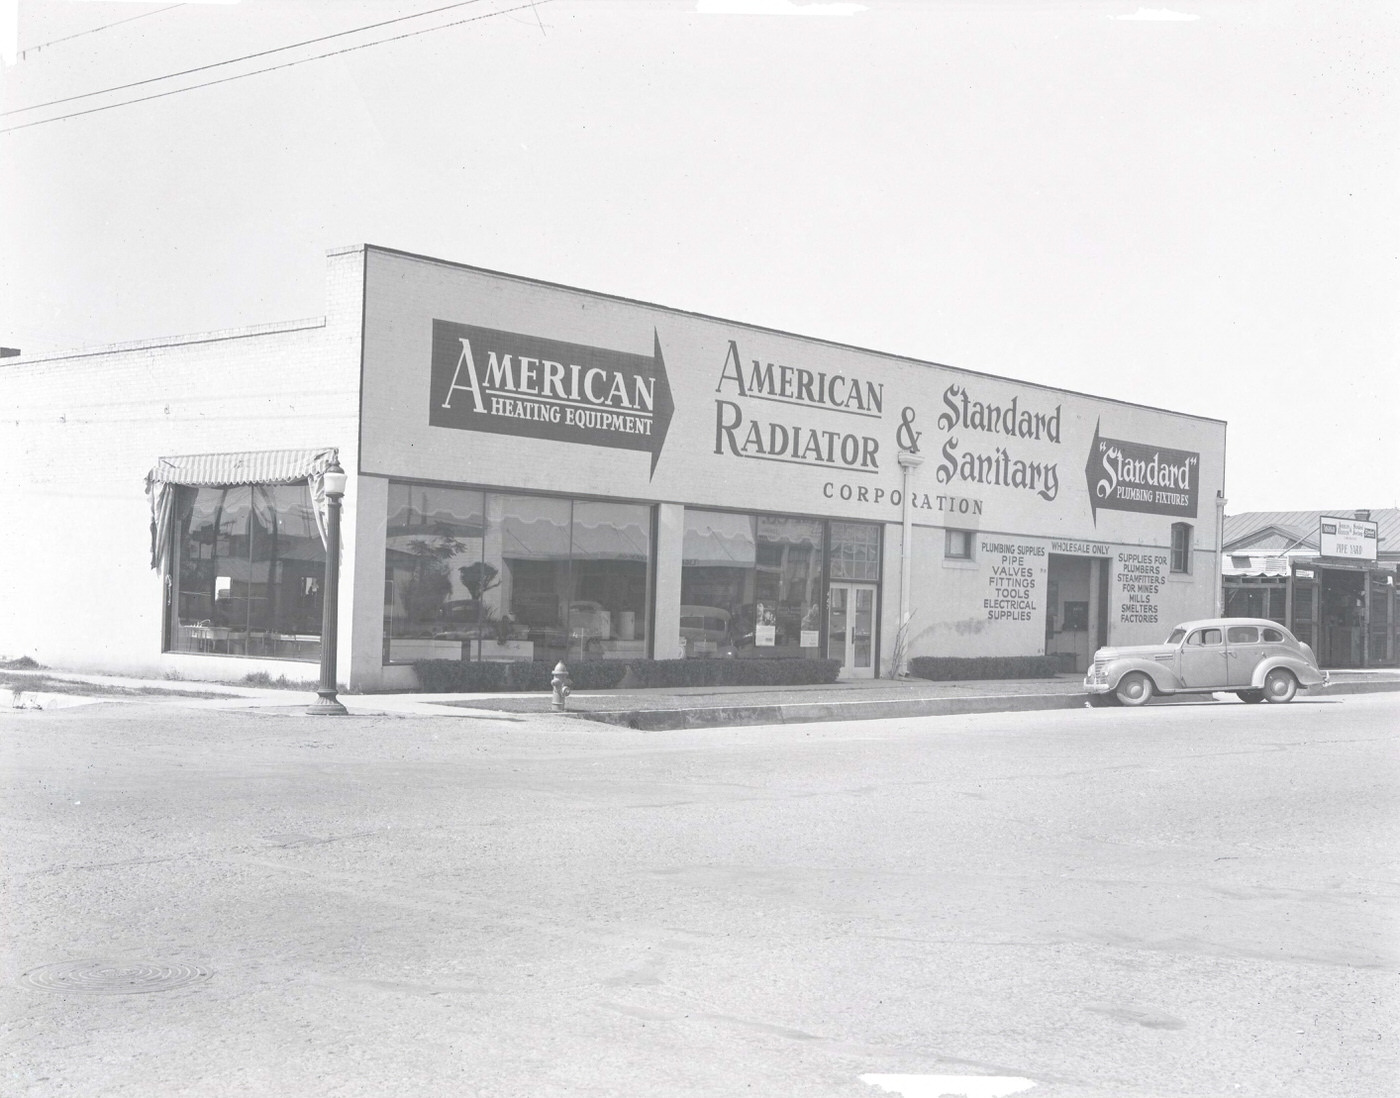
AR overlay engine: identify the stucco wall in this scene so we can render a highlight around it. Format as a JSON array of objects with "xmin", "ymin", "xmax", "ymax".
[{"xmin": 0, "ymin": 248, "xmax": 364, "ymax": 678}]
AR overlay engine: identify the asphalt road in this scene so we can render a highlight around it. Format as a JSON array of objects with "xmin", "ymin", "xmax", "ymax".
[{"xmin": 2, "ymin": 693, "xmax": 1397, "ymax": 1097}]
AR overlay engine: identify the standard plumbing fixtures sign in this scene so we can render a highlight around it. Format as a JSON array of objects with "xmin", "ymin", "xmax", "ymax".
[
  {"xmin": 1084, "ymin": 420, "xmax": 1199, "ymax": 521},
  {"xmin": 430, "ymin": 321, "xmax": 674, "ymax": 474}
]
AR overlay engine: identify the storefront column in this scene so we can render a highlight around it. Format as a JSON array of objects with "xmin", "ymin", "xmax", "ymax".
[
  {"xmin": 347, "ymin": 474, "xmax": 390, "ymax": 691},
  {"xmin": 653, "ymin": 503, "xmax": 685, "ymax": 659}
]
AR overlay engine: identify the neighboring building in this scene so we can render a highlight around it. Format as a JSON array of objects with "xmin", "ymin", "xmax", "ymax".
[
  {"xmin": 1222, "ymin": 508, "xmax": 1399, "ymax": 668},
  {"xmin": 2, "ymin": 245, "xmax": 1227, "ymax": 689}
]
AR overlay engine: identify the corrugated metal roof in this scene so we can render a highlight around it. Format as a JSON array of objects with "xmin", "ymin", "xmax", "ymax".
[{"xmin": 1224, "ymin": 508, "xmax": 1400, "ymax": 558}]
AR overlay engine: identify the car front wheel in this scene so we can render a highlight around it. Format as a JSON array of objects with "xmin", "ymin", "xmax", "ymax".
[
  {"xmin": 1115, "ymin": 671, "xmax": 1154, "ymax": 707},
  {"xmin": 1263, "ymin": 669, "xmax": 1298, "ymax": 703},
  {"xmin": 1236, "ymin": 689, "xmax": 1265, "ymax": 704}
]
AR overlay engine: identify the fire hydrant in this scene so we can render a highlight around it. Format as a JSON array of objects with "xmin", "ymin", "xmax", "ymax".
[{"xmin": 551, "ymin": 661, "xmax": 571, "ymax": 711}]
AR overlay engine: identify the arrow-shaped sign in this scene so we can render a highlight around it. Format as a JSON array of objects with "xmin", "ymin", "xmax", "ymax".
[
  {"xmin": 1084, "ymin": 418, "xmax": 1200, "ymax": 524},
  {"xmin": 429, "ymin": 321, "xmax": 674, "ymax": 477}
]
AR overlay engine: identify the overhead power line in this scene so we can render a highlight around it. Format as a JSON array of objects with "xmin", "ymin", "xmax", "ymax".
[
  {"xmin": 16, "ymin": 4, "xmax": 185, "ymax": 59},
  {"xmin": 2, "ymin": 0, "xmax": 544, "ymax": 133}
]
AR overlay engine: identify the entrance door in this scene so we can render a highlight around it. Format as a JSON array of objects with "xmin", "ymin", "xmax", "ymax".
[{"xmin": 828, "ymin": 583, "xmax": 877, "ymax": 679}]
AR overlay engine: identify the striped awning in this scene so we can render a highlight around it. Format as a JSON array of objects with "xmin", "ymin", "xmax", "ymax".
[
  {"xmin": 145, "ymin": 447, "xmax": 341, "ymax": 569},
  {"xmin": 147, "ymin": 448, "xmax": 338, "ymax": 488}
]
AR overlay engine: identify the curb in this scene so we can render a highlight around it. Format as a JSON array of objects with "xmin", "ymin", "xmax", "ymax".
[
  {"xmin": 581, "ymin": 691, "xmax": 1086, "ymax": 731},
  {"xmin": 575, "ymin": 678, "xmax": 1400, "ymax": 731}
]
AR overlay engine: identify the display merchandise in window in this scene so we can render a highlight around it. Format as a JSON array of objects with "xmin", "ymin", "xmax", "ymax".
[
  {"xmin": 680, "ymin": 510, "xmax": 827, "ymax": 659},
  {"xmin": 383, "ymin": 483, "xmax": 652, "ymax": 664},
  {"xmin": 168, "ymin": 484, "xmax": 326, "ymax": 660}
]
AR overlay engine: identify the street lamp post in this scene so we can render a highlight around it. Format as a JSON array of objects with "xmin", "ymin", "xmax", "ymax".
[{"xmin": 307, "ymin": 461, "xmax": 349, "ymax": 716}]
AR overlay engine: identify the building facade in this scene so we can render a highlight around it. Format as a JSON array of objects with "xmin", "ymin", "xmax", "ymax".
[
  {"xmin": 2, "ymin": 246, "xmax": 1228, "ymax": 690},
  {"xmin": 1222, "ymin": 509, "xmax": 1399, "ymax": 668}
]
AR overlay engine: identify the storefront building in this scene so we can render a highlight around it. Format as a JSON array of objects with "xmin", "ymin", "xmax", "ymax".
[
  {"xmin": 1, "ymin": 246, "xmax": 1227, "ymax": 689},
  {"xmin": 1222, "ymin": 509, "xmax": 1399, "ymax": 668}
]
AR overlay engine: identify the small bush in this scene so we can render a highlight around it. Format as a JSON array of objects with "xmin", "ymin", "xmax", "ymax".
[
  {"xmin": 906, "ymin": 655, "xmax": 1060, "ymax": 681},
  {"xmin": 411, "ymin": 657, "xmax": 842, "ymax": 693},
  {"xmin": 241, "ymin": 671, "xmax": 318, "ymax": 690},
  {"xmin": 0, "ymin": 655, "xmax": 42, "ymax": 670}
]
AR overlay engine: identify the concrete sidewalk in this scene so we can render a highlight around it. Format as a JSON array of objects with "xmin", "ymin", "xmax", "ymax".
[{"xmin": 5, "ymin": 665, "xmax": 1398, "ymax": 727}]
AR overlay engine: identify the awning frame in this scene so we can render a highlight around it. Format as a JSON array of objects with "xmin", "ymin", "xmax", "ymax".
[{"xmin": 145, "ymin": 447, "xmax": 341, "ymax": 570}]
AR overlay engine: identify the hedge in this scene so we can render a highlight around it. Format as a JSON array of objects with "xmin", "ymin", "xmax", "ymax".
[
  {"xmin": 411, "ymin": 657, "xmax": 842, "ymax": 693},
  {"xmin": 906, "ymin": 655, "xmax": 1060, "ymax": 681}
]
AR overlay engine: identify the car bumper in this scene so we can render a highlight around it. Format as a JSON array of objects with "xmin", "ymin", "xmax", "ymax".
[{"xmin": 1083, "ymin": 669, "xmax": 1112, "ymax": 694}]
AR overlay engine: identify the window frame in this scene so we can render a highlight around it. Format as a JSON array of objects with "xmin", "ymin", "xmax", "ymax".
[
  {"xmin": 945, "ymin": 529, "xmax": 974, "ymax": 561},
  {"xmin": 1170, "ymin": 522, "xmax": 1193, "ymax": 574}
]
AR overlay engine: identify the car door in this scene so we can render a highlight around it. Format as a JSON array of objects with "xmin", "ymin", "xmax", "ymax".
[
  {"xmin": 1179, "ymin": 626, "xmax": 1228, "ymax": 688},
  {"xmin": 1226, "ymin": 624, "xmax": 1264, "ymax": 687}
]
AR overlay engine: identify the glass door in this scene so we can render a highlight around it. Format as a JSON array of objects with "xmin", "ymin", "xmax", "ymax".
[{"xmin": 828, "ymin": 583, "xmax": 877, "ymax": 679}]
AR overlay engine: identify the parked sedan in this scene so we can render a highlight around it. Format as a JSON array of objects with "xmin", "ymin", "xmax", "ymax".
[{"xmin": 1084, "ymin": 617, "xmax": 1329, "ymax": 706}]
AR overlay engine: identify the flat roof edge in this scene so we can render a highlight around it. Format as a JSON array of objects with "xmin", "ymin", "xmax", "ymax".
[{"xmin": 359, "ymin": 243, "xmax": 1229, "ymax": 429}]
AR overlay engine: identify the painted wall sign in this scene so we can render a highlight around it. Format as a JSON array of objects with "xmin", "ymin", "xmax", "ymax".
[
  {"xmin": 1051, "ymin": 539, "xmax": 1112, "ymax": 556},
  {"xmin": 1319, "ymin": 517, "xmax": 1378, "ymax": 561},
  {"xmin": 1085, "ymin": 420, "xmax": 1199, "ymax": 522},
  {"xmin": 429, "ymin": 321, "xmax": 674, "ymax": 474},
  {"xmin": 711, "ymin": 340, "xmax": 884, "ymax": 475},
  {"xmin": 935, "ymin": 383, "xmax": 1063, "ymax": 501},
  {"xmin": 360, "ymin": 250, "xmax": 1225, "ymax": 547},
  {"xmin": 1116, "ymin": 549, "xmax": 1169, "ymax": 624},
  {"xmin": 980, "ymin": 539, "xmax": 1046, "ymax": 621}
]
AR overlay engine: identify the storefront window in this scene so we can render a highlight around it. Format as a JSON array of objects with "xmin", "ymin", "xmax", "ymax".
[
  {"xmin": 384, "ymin": 483, "xmax": 486, "ymax": 662},
  {"xmin": 383, "ymin": 484, "xmax": 652, "ymax": 664},
  {"xmin": 831, "ymin": 522, "xmax": 881, "ymax": 581},
  {"xmin": 168, "ymin": 484, "xmax": 325, "ymax": 659},
  {"xmin": 681, "ymin": 510, "xmax": 825, "ymax": 659}
]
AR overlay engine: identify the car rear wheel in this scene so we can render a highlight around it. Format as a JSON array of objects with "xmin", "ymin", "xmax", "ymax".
[
  {"xmin": 1236, "ymin": 689, "xmax": 1265, "ymax": 704},
  {"xmin": 1115, "ymin": 671, "xmax": 1153, "ymax": 707},
  {"xmin": 1263, "ymin": 668, "xmax": 1298, "ymax": 703}
]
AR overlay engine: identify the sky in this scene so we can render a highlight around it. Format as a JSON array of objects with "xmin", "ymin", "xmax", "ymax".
[{"xmin": 1, "ymin": 0, "xmax": 1396, "ymax": 515}]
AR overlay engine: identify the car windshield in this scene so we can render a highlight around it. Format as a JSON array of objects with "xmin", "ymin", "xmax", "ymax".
[{"xmin": 1167, "ymin": 628, "xmax": 1186, "ymax": 644}]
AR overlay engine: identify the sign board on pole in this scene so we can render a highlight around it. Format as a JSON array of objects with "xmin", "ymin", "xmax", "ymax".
[{"xmin": 1319, "ymin": 517, "xmax": 1378, "ymax": 561}]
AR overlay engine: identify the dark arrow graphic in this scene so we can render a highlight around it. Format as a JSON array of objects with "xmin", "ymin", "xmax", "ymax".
[
  {"xmin": 429, "ymin": 321, "xmax": 674, "ymax": 478},
  {"xmin": 1085, "ymin": 418, "xmax": 1200, "ymax": 524}
]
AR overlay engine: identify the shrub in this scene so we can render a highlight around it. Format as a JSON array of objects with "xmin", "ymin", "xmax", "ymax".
[
  {"xmin": 906, "ymin": 655, "xmax": 1060, "ymax": 681},
  {"xmin": 411, "ymin": 657, "xmax": 842, "ymax": 693}
]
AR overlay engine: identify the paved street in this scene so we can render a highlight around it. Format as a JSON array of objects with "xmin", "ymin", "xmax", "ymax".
[{"xmin": 2, "ymin": 694, "xmax": 1397, "ymax": 1097}]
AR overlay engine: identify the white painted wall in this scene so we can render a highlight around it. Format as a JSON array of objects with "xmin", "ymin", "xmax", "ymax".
[{"xmin": 0, "ymin": 247, "xmax": 364, "ymax": 679}]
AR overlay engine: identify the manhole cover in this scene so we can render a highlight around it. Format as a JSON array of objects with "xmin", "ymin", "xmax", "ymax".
[{"xmin": 20, "ymin": 959, "xmax": 211, "ymax": 995}]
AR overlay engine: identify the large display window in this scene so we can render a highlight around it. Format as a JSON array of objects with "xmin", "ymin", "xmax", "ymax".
[
  {"xmin": 682, "ymin": 510, "xmax": 879, "ymax": 660},
  {"xmin": 167, "ymin": 484, "xmax": 326, "ymax": 659},
  {"xmin": 383, "ymin": 483, "xmax": 652, "ymax": 664}
]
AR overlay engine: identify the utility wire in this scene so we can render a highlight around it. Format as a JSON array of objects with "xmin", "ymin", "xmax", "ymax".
[
  {"xmin": 3, "ymin": 0, "xmax": 492, "ymax": 117},
  {"xmin": 16, "ymin": 4, "xmax": 185, "ymax": 58},
  {"xmin": 0, "ymin": 0, "xmax": 549, "ymax": 134}
]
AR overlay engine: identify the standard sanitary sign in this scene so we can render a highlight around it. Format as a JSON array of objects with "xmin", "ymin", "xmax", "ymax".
[
  {"xmin": 1084, "ymin": 419, "xmax": 1199, "ymax": 522},
  {"xmin": 430, "ymin": 321, "xmax": 674, "ymax": 475}
]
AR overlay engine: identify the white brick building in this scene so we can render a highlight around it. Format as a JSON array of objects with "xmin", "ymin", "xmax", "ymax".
[{"xmin": 1, "ymin": 246, "xmax": 1228, "ymax": 690}]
